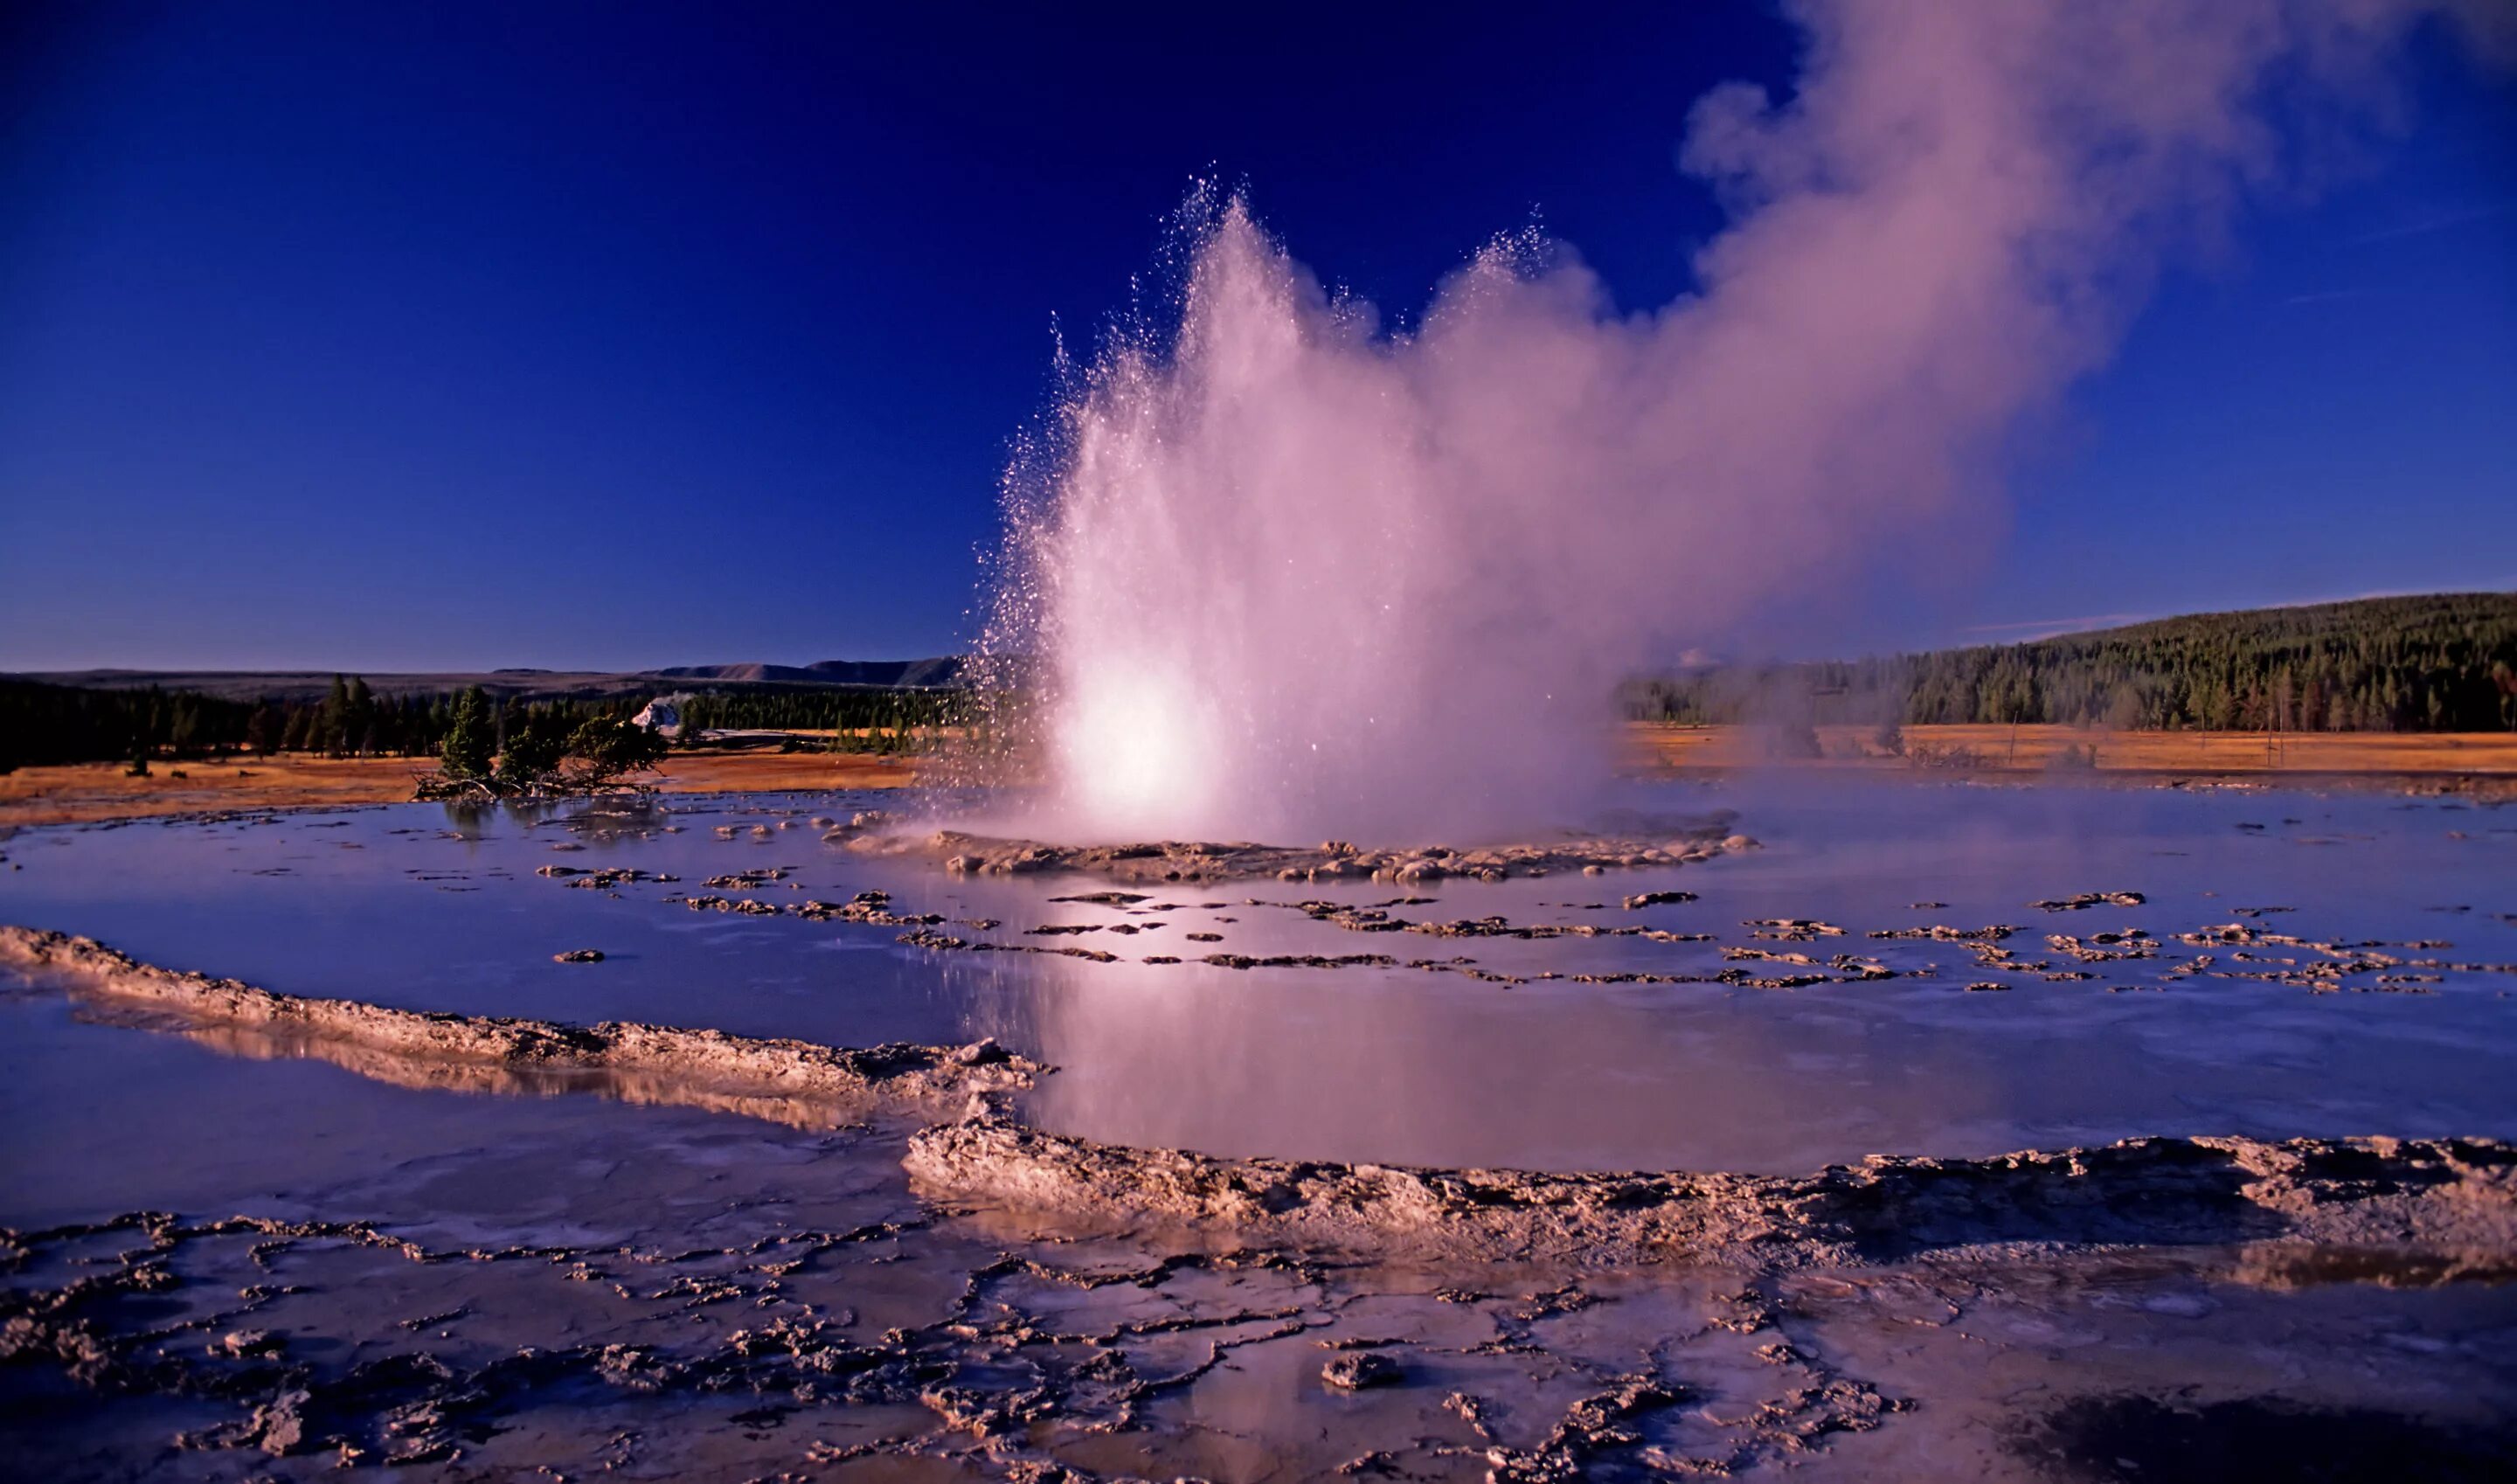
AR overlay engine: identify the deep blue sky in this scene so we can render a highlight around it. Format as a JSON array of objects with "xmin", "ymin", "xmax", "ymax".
[{"xmin": 3, "ymin": 3, "xmax": 2511, "ymax": 672}]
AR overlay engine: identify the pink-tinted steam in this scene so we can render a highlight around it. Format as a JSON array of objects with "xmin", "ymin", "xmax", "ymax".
[{"xmin": 983, "ymin": 0, "xmax": 2494, "ymax": 845}]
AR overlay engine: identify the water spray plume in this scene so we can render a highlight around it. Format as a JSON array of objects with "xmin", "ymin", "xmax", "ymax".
[{"xmin": 980, "ymin": 0, "xmax": 2500, "ymax": 846}]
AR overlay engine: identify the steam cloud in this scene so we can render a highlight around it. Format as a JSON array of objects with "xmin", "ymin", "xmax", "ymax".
[{"xmin": 983, "ymin": 0, "xmax": 2495, "ymax": 844}]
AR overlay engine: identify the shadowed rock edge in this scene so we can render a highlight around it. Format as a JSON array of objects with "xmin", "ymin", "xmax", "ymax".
[
  {"xmin": 907, "ymin": 1117, "xmax": 2517, "ymax": 1271},
  {"xmin": 0, "ymin": 926, "xmax": 1037, "ymax": 1114}
]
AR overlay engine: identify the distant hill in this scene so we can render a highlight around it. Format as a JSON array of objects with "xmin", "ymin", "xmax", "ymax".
[
  {"xmin": 650, "ymin": 657, "xmax": 965, "ymax": 689},
  {"xmin": 1626, "ymin": 593, "xmax": 2517, "ymax": 732}
]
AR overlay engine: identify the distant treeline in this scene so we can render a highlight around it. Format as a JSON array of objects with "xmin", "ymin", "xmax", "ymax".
[
  {"xmin": 10, "ymin": 593, "xmax": 2512, "ymax": 771},
  {"xmin": 0, "ymin": 674, "xmax": 967, "ymax": 771},
  {"xmin": 1624, "ymin": 593, "xmax": 2517, "ymax": 732},
  {"xmin": 0, "ymin": 676, "xmax": 640, "ymax": 770}
]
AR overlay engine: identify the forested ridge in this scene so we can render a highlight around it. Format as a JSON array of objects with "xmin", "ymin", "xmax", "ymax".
[
  {"xmin": 1627, "ymin": 593, "xmax": 2516, "ymax": 732},
  {"xmin": 8, "ymin": 593, "xmax": 2512, "ymax": 771},
  {"xmin": 0, "ymin": 676, "xmax": 959, "ymax": 771}
]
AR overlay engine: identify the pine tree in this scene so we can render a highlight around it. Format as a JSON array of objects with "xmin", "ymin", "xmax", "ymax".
[
  {"xmin": 346, "ymin": 676, "xmax": 375, "ymax": 756},
  {"xmin": 440, "ymin": 687, "xmax": 495, "ymax": 780},
  {"xmin": 496, "ymin": 707, "xmax": 567, "ymax": 785},
  {"xmin": 317, "ymin": 675, "xmax": 350, "ymax": 756},
  {"xmin": 245, "ymin": 703, "xmax": 283, "ymax": 755}
]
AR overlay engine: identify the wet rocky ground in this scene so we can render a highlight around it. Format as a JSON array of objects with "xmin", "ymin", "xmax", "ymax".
[{"xmin": 2, "ymin": 777, "xmax": 2514, "ymax": 1479}]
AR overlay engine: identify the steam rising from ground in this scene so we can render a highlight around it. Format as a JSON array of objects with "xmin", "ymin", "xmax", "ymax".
[{"xmin": 981, "ymin": 0, "xmax": 2492, "ymax": 845}]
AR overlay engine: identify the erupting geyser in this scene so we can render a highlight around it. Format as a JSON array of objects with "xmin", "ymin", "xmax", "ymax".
[
  {"xmin": 984, "ymin": 202, "xmax": 1612, "ymax": 845},
  {"xmin": 980, "ymin": 0, "xmax": 2502, "ymax": 846}
]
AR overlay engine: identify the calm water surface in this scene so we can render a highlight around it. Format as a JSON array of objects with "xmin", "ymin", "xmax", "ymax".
[{"xmin": 3, "ymin": 778, "xmax": 2512, "ymax": 1190}]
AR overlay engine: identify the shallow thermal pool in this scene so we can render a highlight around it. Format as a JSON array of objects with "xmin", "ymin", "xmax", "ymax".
[
  {"xmin": 2, "ymin": 776, "xmax": 2512, "ymax": 1189},
  {"xmin": 3, "ymin": 777, "xmax": 2514, "ymax": 1481}
]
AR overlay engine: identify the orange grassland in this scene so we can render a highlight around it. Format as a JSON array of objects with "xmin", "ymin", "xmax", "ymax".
[
  {"xmin": 1625, "ymin": 723, "xmax": 2517, "ymax": 778},
  {"xmin": 0, "ymin": 751, "xmax": 926, "ymax": 828},
  {"xmin": 6, "ymin": 724, "xmax": 2514, "ymax": 829}
]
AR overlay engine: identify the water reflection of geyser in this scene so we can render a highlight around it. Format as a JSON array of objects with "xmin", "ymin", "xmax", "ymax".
[
  {"xmin": 979, "ymin": 1, "xmax": 2476, "ymax": 847},
  {"xmin": 970, "ymin": 948, "xmax": 2043, "ymax": 1175}
]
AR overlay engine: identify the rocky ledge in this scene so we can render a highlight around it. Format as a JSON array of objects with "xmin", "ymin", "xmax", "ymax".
[
  {"xmin": 0, "ymin": 926, "xmax": 1039, "ymax": 1113},
  {"xmin": 830, "ymin": 812, "xmax": 1755, "ymax": 884},
  {"xmin": 907, "ymin": 1116, "xmax": 2517, "ymax": 1271}
]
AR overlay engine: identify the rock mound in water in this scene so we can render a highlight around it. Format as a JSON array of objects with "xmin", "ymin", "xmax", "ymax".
[
  {"xmin": 1321, "ymin": 1351, "xmax": 1402, "ymax": 1390},
  {"xmin": 835, "ymin": 812, "xmax": 1753, "ymax": 884},
  {"xmin": 0, "ymin": 926, "xmax": 1037, "ymax": 1115},
  {"xmin": 906, "ymin": 1115, "xmax": 2517, "ymax": 1272}
]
